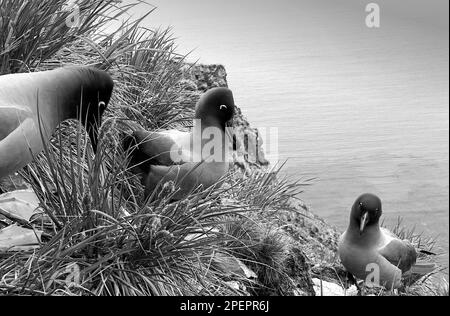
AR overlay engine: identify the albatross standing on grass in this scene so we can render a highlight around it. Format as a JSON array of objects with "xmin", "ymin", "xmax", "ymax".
[
  {"xmin": 0, "ymin": 67, "xmax": 114, "ymax": 180},
  {"xmin": 125, "ymin": 87, "xmax": 235, "ymax": 200},
  {"xmin": 338, "ymin": 193, "xmax": 436, "ymax": 290}
]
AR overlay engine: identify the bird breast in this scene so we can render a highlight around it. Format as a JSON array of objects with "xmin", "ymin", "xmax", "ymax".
[{"xmin": 0, "ymin": 106, "xmax": 34, "ymax": 141}]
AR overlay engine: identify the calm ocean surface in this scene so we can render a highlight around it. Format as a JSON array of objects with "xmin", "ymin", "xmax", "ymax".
[{"xmin": 142, "ymin": 0, "xmax": 449, "ymax": 265}]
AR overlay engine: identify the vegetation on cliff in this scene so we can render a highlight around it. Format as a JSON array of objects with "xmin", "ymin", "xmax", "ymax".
[{"xmin": 0, "ymin": 0, "xmax": 445, "ymax": 296}]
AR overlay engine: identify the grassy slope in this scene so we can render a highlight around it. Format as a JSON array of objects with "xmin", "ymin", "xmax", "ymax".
[{"xmin": 0, "ymin": 0, "xmax": 446, "ymax": 296}]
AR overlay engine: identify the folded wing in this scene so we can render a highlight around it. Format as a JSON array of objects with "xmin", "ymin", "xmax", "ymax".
[{"xmin": 378, "ymin": 234, "xmax": 417, "ymax": 273}]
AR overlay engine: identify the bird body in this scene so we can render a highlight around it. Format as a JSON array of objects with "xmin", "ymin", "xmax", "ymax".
[
  {"xmin": 131, "ymin": 129, "xmax": 202, "ymax": 166},
  {"xmin": 126, "ymin": 87, "xmax": 235, "ymax": 200},
  {"xmin": 0, "ymin": 67, "xmax": 114, "ymax": 179},
  {"xmin": 339, "ymin": 225, "xmax": 413, "ymax": 289},
  {"xmin": 338, "ymin": 194, "xmax": 433, "ymax": 289}
]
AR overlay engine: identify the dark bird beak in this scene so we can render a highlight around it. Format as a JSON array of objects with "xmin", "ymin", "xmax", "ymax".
[{"xmin": 360, "ymin": 212, "xmax": 369, "ymax": 234}]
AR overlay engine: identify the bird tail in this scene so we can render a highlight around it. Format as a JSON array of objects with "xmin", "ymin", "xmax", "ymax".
[
  {"xmin": 418, "ymin": 249, "xmax": 437, "ymax": 256},
  {"xmin": 408, "ymin": 261, "xmax": 438, "ymax": 276}
]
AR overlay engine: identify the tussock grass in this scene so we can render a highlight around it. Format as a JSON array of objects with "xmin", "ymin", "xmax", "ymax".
[
  {"xmin": 0, "ymin": 0, "xmax": 128, "ymax": 73},
  {"xmin": 222, "ymin": 220, "xmax": 288, "ymax": 293},
  {"xmin": 2, "ymin": 117, "xmax": 257, "ymax": 295},
  {"xmin": 228, "ymin": 163, "xmax": 314, "ymax": 212},
  {"xmin": 0, "ymin": 0, "xmax": 303, "ymax": 296}
]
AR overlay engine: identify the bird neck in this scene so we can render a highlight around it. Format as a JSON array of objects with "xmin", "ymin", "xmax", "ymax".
[
  {"xmin": 49, "ymin": 71, "xmax": 102, "ymax": 151},
  {"xmin": 347, "ymin": 219, "xmax": 381, "ymax": 246},
  {"xmin": 194, "ymin": 116, "xmax": 225, "ymax": 131},
  {"xmin": 35, "ymin": 69, "xmax": 81, "ymax": 122},
  {"xmin": 191, "ymin": 118, "xmax": 232, "ymax": 162}
]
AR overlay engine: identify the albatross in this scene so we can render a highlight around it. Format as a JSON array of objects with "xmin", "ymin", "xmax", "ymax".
[
  {"xmin": 0, "ymin": 66, "xmax": 114, "ymax": 180},
  {"xmin": 125, "ymin": 87, "xmax": 235, "ymax": 200},
  {"xmin": 338, "ymin": 193, "xmax": 436, "ymax": 289}
]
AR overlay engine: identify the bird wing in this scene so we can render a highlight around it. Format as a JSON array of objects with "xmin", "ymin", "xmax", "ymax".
[
  {"xmin": 338, "ymin": 231, "xmax": 404, "ymax": 289},
  {"xmin": 378, "ymin": 230, "xmax": 417, "ymax": 273},
  {"xmin": 133, "ymin": 130, "xmax": 190, "ymax": 166},
  {"xmin": 144, "ymin": 162, "xmax": 228, "ymax": 201}
]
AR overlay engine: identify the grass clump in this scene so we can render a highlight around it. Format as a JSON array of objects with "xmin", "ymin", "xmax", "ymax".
[
  {"xmin": 1, "ymin": 117, "xmax": 256, "ymax": 295},
  {"xmin": 0, "ymin": 0, "xmax": 125, "ymax": 73},
  {"xmin": 0, "ymin": 0, "xmax": 252, "ymax": 296}
]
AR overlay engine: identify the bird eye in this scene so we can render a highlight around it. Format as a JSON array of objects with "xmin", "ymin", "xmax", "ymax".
[
  {"xmin": 220, "ymin": 105, "xmax": 227, "ymax": 110},
  {"xmin": 99, "ymin": 101, "xmax": 106, "ymax": 108}
]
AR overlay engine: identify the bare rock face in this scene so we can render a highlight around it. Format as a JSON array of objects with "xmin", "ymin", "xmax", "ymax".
[
  {"xmin": 231, "ymin": 107, "xmax": 270, "ymax": 171},
  {"xmin": 182, "ymin": 64, "xmax": 229, "ymax": 92}
]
